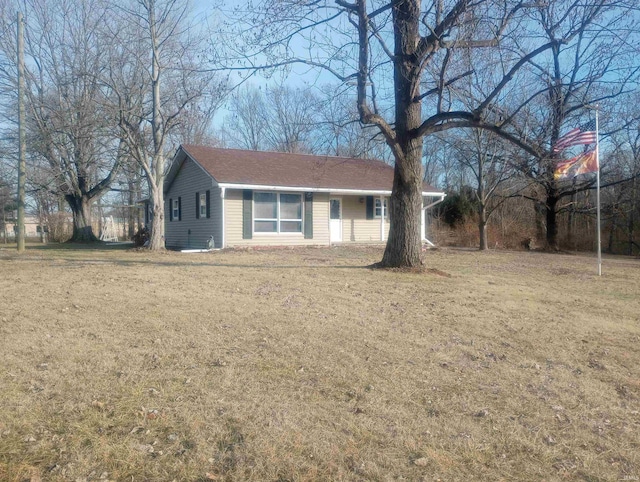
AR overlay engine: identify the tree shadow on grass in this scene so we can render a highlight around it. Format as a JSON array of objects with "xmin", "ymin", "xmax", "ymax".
[
  {"xmin": 26, "ymin": 242, "xmax": 134, "ymax": 251},
  {"xmin": 16, "ymin": 244, "xmax": 451, "ymax": 273},
  {"xmin": 55, "ymin": 257, "xmax": 374, "ymax": 270}
]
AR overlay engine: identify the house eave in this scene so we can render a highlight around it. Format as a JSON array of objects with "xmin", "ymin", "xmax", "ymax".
[{"xmin": 217, "ymin": 182, "xmax": 444, "ymax": 197}]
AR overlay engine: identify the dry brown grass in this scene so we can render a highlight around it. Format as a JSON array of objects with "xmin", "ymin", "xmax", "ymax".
[{"xmin": 0, "ymin": 244, "xmax": 639, "ymax": 481}]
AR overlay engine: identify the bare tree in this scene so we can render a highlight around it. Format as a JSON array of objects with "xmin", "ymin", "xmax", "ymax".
[
  {"xmin": 488, "ymin": 2, "xmax": 639, "ymax": 249},
  {"xmin": 106, "ymin": 0, "xmax": 221, "ymax": 250},
  {"xmin": 225, "ymin": 84, "xmax": 320, "ymax": 153},
  {"xmin": 263, "ymin": 85, "xmax": 319, "ymax": 153},
  {"xmin": 601, "ymin": 126, "xmax": 640, "ymax": 254},
  {"xmin": 314, "ymin": 84, "xmax": 391, "ymax": 160},
  {"xmin": 422, "ymin": 136, "xmax": 447, "ymax": 187},
  {"xmin": 0, "ymin": 154, "xmax": 15, "ymax": 242},
  {"xmin": 441, "ymin": 129, "xmax": 515, "ymax": 249},
  {"xmin": 223, "ymin": 86, "xmax": 269, "ymax": 150},
  {"xmin": 0, "ymin": 0, "xmax": 123, "ymax": 241},
  {"xmin": 222, "ymin": 0, "xmax": 618, "ymax": 267},
  {"xmin": 109, "ymin": 156, "xmax": 145, "ymax": 240},
  {"xmin": 170, "ymin": 92, "xmax": 226, "ymax": 147}
]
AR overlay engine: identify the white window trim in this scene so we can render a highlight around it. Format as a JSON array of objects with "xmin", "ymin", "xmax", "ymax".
[
  {"xmin": 172, "ymin": 199, "xmax": 179, "ymax": 220},
  {"xmin": 374, "ymin": 197, "xmax": 389, "ymax": 218},
  {"xmin": 199, "ymin": 193, "xmax": 207, "ymax": 218},
  {"xmin": 253, "ymin": 191, "xmax": 303, "ymax": 235}
]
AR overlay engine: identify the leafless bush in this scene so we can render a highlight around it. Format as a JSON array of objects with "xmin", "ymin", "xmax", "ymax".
[{"xmin": 43, "ymin": 212, "xmax": 71, "ymax": 243}]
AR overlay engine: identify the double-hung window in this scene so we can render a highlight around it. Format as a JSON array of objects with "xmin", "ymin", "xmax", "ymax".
[
  {"xmin": 172, "ymin": 199, "xmax": 180, "ymax": 220},
  {"xmin": 199, "ymin": 193, "xmax": 207, "ymax": 218},
  {"xmin": 374, "ymin": 198, "xmax": 389, "ymax": 218},
  {"xmin": 254, "ymin": 192, "xmax": 302, "ymax": 233}
]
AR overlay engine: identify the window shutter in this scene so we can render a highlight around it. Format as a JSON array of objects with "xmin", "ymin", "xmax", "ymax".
[
  {"xmin": 145, "ymin": 201, "xmax": 149, "ymax": 225},
  {"xmin": 169, "ymin": 198, "xmax": 173, "ymax": 221},
  {"xmin": 206, "ymin": 190, "xmax": 211, "ymax": 218},
  {"xmin": 178, "ymin": 197, "xmax": 182, "ymax": 221},
  {"xmin": 242, "ymin": 190, "xmax": 252, "ymax": 239},
  {"xmin": 304, "ymin": 192, "xmax": 313, "ymax": 239},
  {"xmin": 366, "ymin": 196, "xmax": 374, "ymax": 220},
  {"xmin": 195, "ymin": 192, "xmax": 200, "ymax": 219}
]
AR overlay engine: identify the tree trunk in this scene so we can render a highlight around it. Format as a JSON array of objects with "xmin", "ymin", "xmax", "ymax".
[
  {"xmin": 146, "ymin": 1, "xmax": 167, "ymax": 252},
  {"xmin": 608, "ymin": 218, "xmax": 615, "ymax": 254},
  {"xmin": 546, "ymin": 193, "xmax": 559, "ymax": 250},
  {"xmin": 629, "ymin": 176, "xmax": 636, "ymax": 256},
  {"xmin": 66, "ymin": 194, "xmax": 98, "ymax": 242},
  {"xmin": 128, "ymin": 180, "xmax": 136, "ymax": 239},
  {"xmin": 567, "ymin": 181, "xmax": 577, "ymax": 249},
  {"xmin": 629, "ymin": 218, "xmax": 635, "ymax": 255},
  {"xmin": 148, "ymin": 186, "xmax": 165, "ymax": 250},
  {"xmin": 381, "ymin": 155, "xmax": 424, "ymax": 267},
  {"xmin": 477, "ymin": 169, "xmax": 487, "ymax": 250},
  {"xmin": 534, "ymin": 202, "xmax": 546, "ymax": 243},
  {"xmin": 478, "ymin": 204, "xmax": 488, "ymax": 250},
  {"xmin": 379, "ymin": 0, "xmax": 423, "ymax": 268},
  {"xmin": 37, "ymin": 198, "xmax": 45, "ymax": 244}
]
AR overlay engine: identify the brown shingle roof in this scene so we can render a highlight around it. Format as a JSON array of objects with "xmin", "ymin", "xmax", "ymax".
[{"xmin": 179, "ymin": 145, "xmax": 442, "ymax": 193}]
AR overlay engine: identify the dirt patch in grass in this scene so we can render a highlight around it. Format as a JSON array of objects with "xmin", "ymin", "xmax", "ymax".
[{"xmin": 0, "ymin": 245, "xmax": 639, "ymax": 481}]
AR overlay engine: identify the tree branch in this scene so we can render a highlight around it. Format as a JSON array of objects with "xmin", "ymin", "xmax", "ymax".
[{"xmin": 474, "ymin": 41, "xmax": 558, "ymax": 118}]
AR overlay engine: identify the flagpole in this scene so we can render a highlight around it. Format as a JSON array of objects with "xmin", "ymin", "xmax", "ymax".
[{"xmin": 595, "ymin": 106, "xmax": 601, "ymax": 276}]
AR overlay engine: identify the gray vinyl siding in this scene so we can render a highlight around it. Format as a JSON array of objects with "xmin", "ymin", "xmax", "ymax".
[
  {"xmin": 211, "ymin": 190, "xmax": 222, "ymax": 248},
  {"xmin": 165, "ymin": 157, "xmax": 222, "ymax": 249}
]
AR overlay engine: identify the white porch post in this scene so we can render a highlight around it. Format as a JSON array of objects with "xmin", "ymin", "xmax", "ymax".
[
  {"xmin": 379, "ymin": 196, "xmax": 385, "ymax": 241},
  {"xmin": 220, "ymin": 187, "xmax": 226, "ymax": 248},
  {"xmin": 422, "ymin": 195, "xmax": 445, "ymax": 248}
]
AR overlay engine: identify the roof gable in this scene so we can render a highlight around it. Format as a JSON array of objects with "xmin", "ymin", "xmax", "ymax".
[{"xmin": 168, "ymin": 145, "xmax": 442, "ymax": 194}]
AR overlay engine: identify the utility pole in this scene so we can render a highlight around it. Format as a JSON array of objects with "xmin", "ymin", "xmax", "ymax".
[{"xmin": 17, "ymin": 11, "xmax": 26, "ymax": 253}]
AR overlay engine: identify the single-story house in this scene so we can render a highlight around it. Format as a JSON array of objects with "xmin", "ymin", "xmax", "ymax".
[
  {"xmin": 163, "ymin": 145, "xmax": 445, "ymax": 249},
  {"xmin": 2, "ymin": 215, "xmax": 47, "ymax": 240}
]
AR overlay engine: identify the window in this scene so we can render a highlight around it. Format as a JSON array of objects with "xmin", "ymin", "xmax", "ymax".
[
  {"xmin": 254, "ymin": 192, "xmax": 277, "ymax": 232},
  {"xmin": 254, "ymin": 192, "xmax": 302, "ymax": 233},
  {"xmin": 330, "ymin": 199, "xmax": 341, "ymax": 220},
  {"xmin": 375, "ymin": 198, "xmax": 389, "ymax": 218},
  {"xmin": 173, "ymin": 199, "xmax": 179, "ymax": 220},
  {"xmin": 280, "ymin": 193, "xmax": 302, "ymax": 232},
  {"xmin": 199, "ymin": 193, "xmax": 207, "ymax": 218}
]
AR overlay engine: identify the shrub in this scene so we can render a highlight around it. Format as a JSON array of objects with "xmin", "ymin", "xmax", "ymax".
[{"xmin": 132, "ymin": 227, "xmax": 150, "ymax": 247}]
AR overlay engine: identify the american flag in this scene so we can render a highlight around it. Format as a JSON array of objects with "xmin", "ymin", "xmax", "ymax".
[{"xmin": 553, "ymin": 120, "xmax": 597, "ymax": 152}]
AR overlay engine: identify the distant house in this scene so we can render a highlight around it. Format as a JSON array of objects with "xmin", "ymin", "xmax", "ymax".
[
  {"xmin": 163, "ymin": 145, "xmax": 445, "ymax": 249},
  {"xmin": 2, "ymin": 215, "xmax": 46, "ymax": 240}
]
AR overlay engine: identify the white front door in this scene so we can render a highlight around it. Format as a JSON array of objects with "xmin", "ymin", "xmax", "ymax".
[{"xmin": 329, "ymin": 198, "xmax": 342, "ymax": 243}]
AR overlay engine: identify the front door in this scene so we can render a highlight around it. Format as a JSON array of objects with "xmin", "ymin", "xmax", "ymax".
[{"xmin": 329, "ymin": 198, "xmax": 342, "ymax": 243}]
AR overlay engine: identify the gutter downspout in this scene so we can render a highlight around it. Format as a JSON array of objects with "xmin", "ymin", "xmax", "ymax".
[
  {"xmin": 220, "ymin": 186, "xmax": 226, "ymax": 249},
  {"xmin": 422, "ymin": 194, "xmax": 445, "ymax": 247}
]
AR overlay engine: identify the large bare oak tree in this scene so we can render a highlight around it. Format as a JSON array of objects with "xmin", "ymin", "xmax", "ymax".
[
  {"xmin": 494, "ymin": 1, "xmax": 639, "ymax": 249},
  {"xmin": 222, "ymin": 0, "xmax": 604, "ymax": 267},
  {"xmin": 0, "ymin": 0, "xmax": 123, "ymax": 242},
  {"xmin": 224, "ymin": 0, "xmax": 640, "ymax": 267}
]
